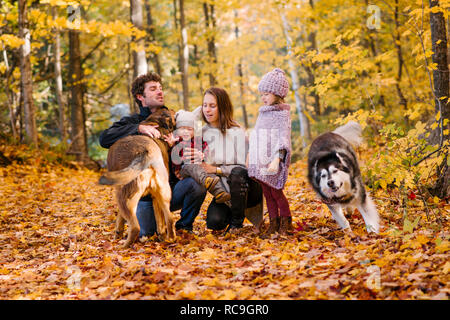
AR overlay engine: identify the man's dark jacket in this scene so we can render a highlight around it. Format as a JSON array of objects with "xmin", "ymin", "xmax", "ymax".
[
  {"xmin": 99, "ymin": 105, "xmax": 176, "ymax": 200},
  {"xmin": 99, "ymin": 105, "xmax": 168, "ymax": 149}
]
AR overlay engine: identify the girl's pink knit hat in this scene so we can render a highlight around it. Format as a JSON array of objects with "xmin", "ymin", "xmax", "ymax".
[{"xmin": 258, "ymin": 68, "xmax": 289, "ymax": 98}]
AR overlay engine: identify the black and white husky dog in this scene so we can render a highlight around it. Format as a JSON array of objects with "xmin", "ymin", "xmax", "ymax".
[{"xmin": 307, "ymin": 121, "xmax": 379, "ymax": 234}]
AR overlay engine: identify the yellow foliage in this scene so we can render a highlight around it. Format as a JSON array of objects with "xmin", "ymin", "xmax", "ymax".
[{"xmin": 0, "ymin": 34, "xmax": 25, "ymax": 49}]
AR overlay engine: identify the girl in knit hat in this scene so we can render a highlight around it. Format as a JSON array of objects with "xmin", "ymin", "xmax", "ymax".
[{"xmin": 248, "ymin": 68, "xmax": 294, "ymax": 236}]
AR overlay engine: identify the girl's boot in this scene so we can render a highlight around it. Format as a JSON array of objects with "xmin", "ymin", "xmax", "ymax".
[
  {"xmin": 279, "ymin": 216, "xmax": 294, "ymax": 235},
  {"xmin": 262, "ymin": 217, "xmax": 280, "ymax": 238}
]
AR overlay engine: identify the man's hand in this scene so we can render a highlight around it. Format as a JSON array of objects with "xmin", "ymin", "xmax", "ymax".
[
  {"xmin": 183, "ymin": 147, "xmax": 204, "ymax": 164},
  {"xmin": 267, "ymin": 157, "xmax": 280, "ymax": 174},
  {"xmin": 138, "ymin": 124, "xmax": 160, "ymax": 139}
]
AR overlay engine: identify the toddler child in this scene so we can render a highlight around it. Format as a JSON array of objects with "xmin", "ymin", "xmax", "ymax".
[{"xmin": 167, "ymin": 108, "xmax": 231, "ymax": 203}]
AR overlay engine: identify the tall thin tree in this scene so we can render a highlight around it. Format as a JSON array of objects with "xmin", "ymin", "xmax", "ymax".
[
  {"xmin": 18, "ymin": 0, "xmax": 38, "ymax": 146},
  {"xmin": 52, "ymin": 6, "xmax": 66, "ymax": 144},
  {"xmin": 429, "ymin": 0, "xmax": 450, "ymax": 197},
  {"xmin": 234, "ymin": 10, "xmax": 248, "ymax": 128},
  {"xmin": 130, "ymin": 0, "xmax": 148, "ymax": 80},
  {"xmin": 178, "ymin": 0, "xmax": 189, "ymax": 110},
  {"xmin": 204, "ymin": 1, "xmax": 217, "ymax": 86},
  {"xmin": 68, "ymin": 5, "xmax": 94, "ymax": 168},
  {"xmin": 144, "ymin": 0, "xmax": 162, "ymax": 75},
  {"xmin": 281, "ymin": 10, "xmax": 310, "ymax": 148}
]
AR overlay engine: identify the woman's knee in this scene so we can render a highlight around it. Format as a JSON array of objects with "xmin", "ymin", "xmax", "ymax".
[
  {"xmin": 206, "ymin": 202, "xmax": 230, "ymax": 230},
  {"xmin": 229, "ymin": 167, "xmax": 248, "ymax": 184},
  {"xmin": 228, "ymin": 167, "xmax": 249, "ymax": 197}
]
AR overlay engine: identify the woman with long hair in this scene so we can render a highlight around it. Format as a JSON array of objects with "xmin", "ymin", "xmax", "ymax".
[{"xmin": 183, "ymin": 87, "xmax": 263, "ymax": 233}]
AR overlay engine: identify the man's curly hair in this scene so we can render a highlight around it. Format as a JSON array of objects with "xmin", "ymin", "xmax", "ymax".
[{"xmin": 131, "ymin": 72, "xmax": 162, "ymax": 108}]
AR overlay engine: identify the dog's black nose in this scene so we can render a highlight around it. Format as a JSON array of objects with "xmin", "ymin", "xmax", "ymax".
[{"xmin": 327, "ymin": 180, "xmax": 335, "ymax": 188}]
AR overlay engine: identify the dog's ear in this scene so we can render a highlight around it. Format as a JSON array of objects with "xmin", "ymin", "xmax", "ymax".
[
  {"xmin": 313, "ymin": 159, "xmax": 319, "ymax": 183},
  {"xmin": 335, "ymin": 152, "xmax": 344, "ymax": 163},
  {"xmin": 335, "ymin": 152, "xmax": 350, "ymax": 172},
  {"xmin": 313, "ymin": 159, "xmax": 318, "ymax": 174}
]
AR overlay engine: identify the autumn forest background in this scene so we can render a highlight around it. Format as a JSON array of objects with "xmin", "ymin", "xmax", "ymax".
[{"xmin": 0, "ymin": 0, "xmax": 448, "ymax": 300}]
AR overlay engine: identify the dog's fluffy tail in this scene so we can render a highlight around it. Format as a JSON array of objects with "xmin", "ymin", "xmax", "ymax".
[
  {"xmin": 333, "ymin": 121, "xmax": 363, "ymax": 147},
  {"xmin": 99, "ymin": 152, "xmax": 153, "ymax": 185}
]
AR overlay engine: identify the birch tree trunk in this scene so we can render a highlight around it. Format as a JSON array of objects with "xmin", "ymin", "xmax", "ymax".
[
  {"xmin": 3, "ymin": 48, "xmax": 18, "ymax": 139},
  {"xmin": 179, "ymin": 0, "xmax": 189, "ymax": 110},
  {"xmin": 18, "ymin": 0, "xmax": 38, "ymax": 146},
  {"xmin": 305, "ymin": 0, "xmax": 321, "ymax": 115},
  {"xmin": 281, "ymin": 11, "xmax": 309, "ymax": 148},
  {"xmin": 130, "ymin": 0, "xmax": 148, "ymax": 79},
  {"xmin": 52, "ymin": 6, "xmax": 66, "ymax": 143},
  {"xmin": 234, "ymin": 10, "xmax": 248, "ymax": 128},
  {"xmin": 173, "ymin": 0, "xmax": 182, "ymax": 107}
]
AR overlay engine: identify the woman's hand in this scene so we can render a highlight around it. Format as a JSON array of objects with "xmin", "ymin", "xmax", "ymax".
[
  {"xmin": 267, "ymin": 157, "xmax": 280, "ymax": 174},
  {"xmin": 182, "ymin": 147, "xmax": 204, "ymax": 164},
  {"xmin": 200, "ymin": 162, "xmax": 217, "ymax": 174}
]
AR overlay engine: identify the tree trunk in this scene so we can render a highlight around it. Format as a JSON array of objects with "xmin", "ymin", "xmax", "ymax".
[
  {"xmin": 4, "ymin": 49, "xmax": 19, "ymax": 139},
  {"xmin": 127, "ymin": 42, "xmax": 135, "ymax": 113},
  {"xmin": 178, "ymin": 0, "xmax": 189, "ymax": 110},
  {"xmin": 234, "ymin": 10, "xmax": 248, "ymax": 128},
  {"xmin": 130, "ymin": 0, "xmax": 148, "ymax": 78},
  {"xmin": 306, "ymin": 0, "xmax": 320, "ymax": 116},
  {"xmin": 52, "ymin": 6, "xmax": 66, "ymax": 144},
  {"xmin": 193, "ymin": 44, "xmax": 204, "ymax": 96},
  {"xmin": 69, "ymin": 28, "xmax": 89, "ymax": 163},
  {"xmin": 363, "ymin": 0, "xmax": 386, "ymax": 108},
  {"xmin": 281, "ymin": 11, "xmax": 310, "ymax": 148},
  {"xmin": 18, "ymin": 0, "xmax": 38, "ymax": 146},
  {"xmin": 237, "ymin": 62, "xmax": 248, "ymax": 129},
  {"xmin": 393, "ymin": 0, "xmax": 407, "ymax": 108},
  {"xmin": 204, "ymin": 2, "xmax": 217, "ymax": 86},
  {"xmin": 429, "ymin": 0, "xmax": 450, "ymax": 198},
  {"xmin": 144, "ymin": 0, "xmax": 162, "ymax": 75}
]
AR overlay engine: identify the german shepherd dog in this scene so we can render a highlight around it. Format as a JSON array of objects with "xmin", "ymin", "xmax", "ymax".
[{"xmin": 100, "ymin": 108, "xmax": 177, "ymax": 247}]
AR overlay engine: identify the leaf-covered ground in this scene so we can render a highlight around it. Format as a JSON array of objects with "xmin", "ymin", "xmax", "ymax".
[{"xmin": 0, "ymin": 146, "xmax": 448, "ymax": 300}]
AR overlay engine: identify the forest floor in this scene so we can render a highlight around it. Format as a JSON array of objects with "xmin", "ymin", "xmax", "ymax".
[{"xmin": 0, "ymin": 143, "xmax": 448, "ymax": 300}]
